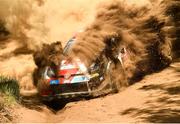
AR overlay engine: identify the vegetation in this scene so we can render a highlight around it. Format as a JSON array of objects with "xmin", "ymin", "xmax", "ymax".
[
  {"xmin": 0, "ymin": 76, "xmax": 20, "ymax": 122},
  {"xmin": 0, "ymin": 76, "xmax": 19, "ymax": 99}
]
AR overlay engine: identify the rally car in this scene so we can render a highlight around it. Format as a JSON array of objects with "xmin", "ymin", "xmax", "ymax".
[{"xmin": 39, "ymin": 35, "xmax": 127, "ymax": 101}]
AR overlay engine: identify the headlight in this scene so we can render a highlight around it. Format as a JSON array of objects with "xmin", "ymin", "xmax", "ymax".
[
  {"xmin": 43, "ymin": 67, "xmax": 55, "ymax": 79},
  {"xmin": 47, "ymin": 67, "xmax": 55, "ymax": 77}
]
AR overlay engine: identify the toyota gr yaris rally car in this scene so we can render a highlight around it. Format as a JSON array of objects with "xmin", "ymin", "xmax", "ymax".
[{"xmin": 38, "ymin": 35, "xmax": 127, "ymax": 101}]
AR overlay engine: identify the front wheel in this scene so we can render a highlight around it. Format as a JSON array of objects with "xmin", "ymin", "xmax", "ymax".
[{"xmin": 106, "ymin": 58, "xmax": 128, "ymax": 93}]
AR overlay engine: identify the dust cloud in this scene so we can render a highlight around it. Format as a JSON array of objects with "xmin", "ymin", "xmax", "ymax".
[
  {"xmin": 0, "ymin": 0, "xmax": 103, "ymax": 49},
  {"xmin": 68, "ymin": 0, "xmax": 180, "ymax": 88},
  {"xmin": 0, "ymin": 0, "xmax": 103, "ymax": 91}
]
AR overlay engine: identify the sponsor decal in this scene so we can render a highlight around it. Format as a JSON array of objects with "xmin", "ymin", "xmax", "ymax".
[{"xmin": 50, "ymin": 80, "xmax": 60, "ymax": 85}]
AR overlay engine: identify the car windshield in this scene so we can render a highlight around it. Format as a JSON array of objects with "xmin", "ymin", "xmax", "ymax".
[{"xmin": 63, "ymin": 37, "xmax": 76, "ymax": 55}]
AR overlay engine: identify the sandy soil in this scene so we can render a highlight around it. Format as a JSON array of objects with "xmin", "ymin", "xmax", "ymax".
[{"xmin": 15, "ymin": 61, "xmax": 180, "ymax": 123}]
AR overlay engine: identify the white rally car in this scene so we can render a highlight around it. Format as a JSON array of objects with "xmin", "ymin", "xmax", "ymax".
[{"xmin": 39, "ymin": 35, "xmax": 127, "ymax": 101}]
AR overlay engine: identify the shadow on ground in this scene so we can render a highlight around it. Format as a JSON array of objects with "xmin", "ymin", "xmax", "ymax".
[
  {"xmin": 20, "ymin": 95, "xmax": 44, "ymax": 112},
  {"xmin": 120, "ymin": 63, "xmax": 180, "ymax": 123},
  {"xmin": 20, "ymin": 94, "xmax": 85, "ymax": 113}
]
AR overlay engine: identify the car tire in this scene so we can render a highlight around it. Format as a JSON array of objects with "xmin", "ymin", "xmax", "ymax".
[{"xmin": 106, "ymin": 58, "xmax": 128, "ymax": 93}]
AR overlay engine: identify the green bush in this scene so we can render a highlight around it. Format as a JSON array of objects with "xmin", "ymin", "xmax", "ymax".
[{"xmin": 0, "ymin": 76, "xmax": 20, "ymax": 100}]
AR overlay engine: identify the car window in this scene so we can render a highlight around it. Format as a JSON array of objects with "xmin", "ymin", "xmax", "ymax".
[{"xmin": 63, "ymin": 37, "xmax": 76, "ymax": 55}]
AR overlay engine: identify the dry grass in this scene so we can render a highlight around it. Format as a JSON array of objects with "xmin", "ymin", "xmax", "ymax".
[{"xmin": 0, "ymin": 76, "xmax": 19, "ymax": 122}]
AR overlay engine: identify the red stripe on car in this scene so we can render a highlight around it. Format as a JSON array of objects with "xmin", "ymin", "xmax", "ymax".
[{"xmin": 59, "ymin": 68, "xmax": 79, "ymax": 75}]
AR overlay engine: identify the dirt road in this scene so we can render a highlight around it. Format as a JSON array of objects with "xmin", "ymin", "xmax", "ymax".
[{"xmin": 15, "ymin": 61, "xmax": 180, "ymax": 123}]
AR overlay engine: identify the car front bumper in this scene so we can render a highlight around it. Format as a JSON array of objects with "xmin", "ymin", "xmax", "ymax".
[{"xmin": 41, "ymin": 91, "xmax": 92, "ymax": 101}]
